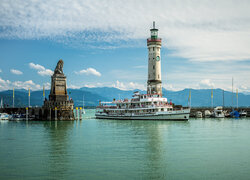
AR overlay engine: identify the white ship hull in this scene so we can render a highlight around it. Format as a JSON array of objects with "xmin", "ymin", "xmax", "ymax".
[{"xmin": 96, "ymin": 109, "xmax": 190, "ymax": 121}]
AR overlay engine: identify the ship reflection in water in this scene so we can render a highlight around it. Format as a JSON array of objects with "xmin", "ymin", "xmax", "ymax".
[{"xmin": 0, "ymin": 110, "xmax": 250, "ymax": 179}]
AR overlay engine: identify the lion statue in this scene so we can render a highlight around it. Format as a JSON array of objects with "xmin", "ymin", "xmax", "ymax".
[{"xmin": 54, "ymin": 59, "xmax": 64, "ymax": 74}]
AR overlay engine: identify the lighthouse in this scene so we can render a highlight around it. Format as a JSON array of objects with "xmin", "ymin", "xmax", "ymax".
[{"xmin": 147, "ymin": 22, "xmax": 162, "ymax": 95}]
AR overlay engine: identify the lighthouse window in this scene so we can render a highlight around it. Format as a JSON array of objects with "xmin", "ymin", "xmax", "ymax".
[
  {"xmin": 158, "ymin": 74, "xmax": 159, "ymax": 78},
  {"xmin": 153, "ymin": 65, "xmax": 155, "ymax": 69},
  {"xmin": 153, "ymin": 47, "xmax": 155, "ymax": 51}
]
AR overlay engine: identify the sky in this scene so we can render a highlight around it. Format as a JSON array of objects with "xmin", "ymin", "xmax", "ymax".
[{"xmin": 0, "ymin": 0, "xmax": 250, "ymax": 93}]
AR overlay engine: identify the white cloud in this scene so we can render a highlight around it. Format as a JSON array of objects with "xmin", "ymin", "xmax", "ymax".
[
  {"xmin": 0, "ymin": 77, "xmax": 11, "ymax": 91},
  {"xmin": 0, "ymin": 78, "xmax": 42, "ymax": 91},
  {"xmin": 162, "ymin": 84, "xmax": 182, "ymax": 91},
  {"xmin": 81, "ymin": 82, "xmax": 106, "ymax": 88},
  {"xmin": 12, "ymin": 80, "xmax": 41, "ymax": 90},
  {"xmin": 10, "ymin": 69, "xmax": 23, "ymax": 75},
  {"xmin": 29, "ymin": 62, "xmax": 53, "ymax": 76},
  {"xmin": 82, "ymin": 84, "xmax": 97, "ymax": 88},
  {"xmin": 29, "ymin": 62, "xmax": 45, "ymax": 71},
  {"xmin": 198, "ymin": 79, "xmax": 215, "ymax": 89},
  {"xmin": 161, "ymin": 60, "xmax": 250, "ymax": 92},
  {"xmin": 1, "ymin": 0, "xmax": 250, "ymax": 61},
  {"xmin": 68, "ymin": 84, "xmax": 81, "ymax": 89},
  {"xmin": 44, "ymin": 82, "xmax": 51, "ymax": 90},
  {"xmin": 112, "ymin": 80, "xmax": 145, "ymax": 90},
  {"xmin": 74, "ymin": 81, "xmax": 145, "ymax": 90},
  {"xmin": 76, "ymin": 68, "xmax": 101, "ymax": 77},
  {"xmin": 37, "ymin": 69, "xmax": 53, "ymax": 76}
]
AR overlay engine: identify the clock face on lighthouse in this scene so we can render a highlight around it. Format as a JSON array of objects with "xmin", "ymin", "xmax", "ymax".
[{"xmin": 156, "ymin": 56, "xmax": 160, "ymax": 61}]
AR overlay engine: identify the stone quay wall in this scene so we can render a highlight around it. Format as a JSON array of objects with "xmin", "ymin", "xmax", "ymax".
[{"xmin": 0, "ymin": 107, "xmax": 75, "ymax": 120}]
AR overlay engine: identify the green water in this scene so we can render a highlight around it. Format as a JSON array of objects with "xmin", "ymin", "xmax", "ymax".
[{"xmin": 1, "ymin": 109, "xmax": 250, "ymax": 180}]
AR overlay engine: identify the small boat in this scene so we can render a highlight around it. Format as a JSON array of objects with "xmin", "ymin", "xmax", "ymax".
[
  {"xmin": 9, "ymin": 113, "xmax": 26, "ymax": 121},
  {"xmin": 204, "ymin": 110, "xmax": 211, "ymax": 118},
  {"xmin": 239, "ymin": 110, "xmax": 247, "ymax": 117},
  {"xmin": 195, "ymin": 111, "xmax": 203, "ymax": 118},
  {"xmin": 0, "ymin": 113, "xmax": 9, "ymax": 120},
  {"xmin": 223, "ymin": 110, "xmax": 230, "ymax": 118},
  {"xmin": 230, "ymin": 110, "xmax": 240, "ymax": 118},
  {"xmin": 211, "ymin": 106, "xmax": 225, "ymax": 118}
]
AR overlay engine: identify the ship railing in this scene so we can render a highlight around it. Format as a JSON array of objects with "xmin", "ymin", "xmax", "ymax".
[
  {"xmin": 172, "ymin": 107, "xmax": 190, "ymax": 111},
  {"xmin": 97, "ymin": 104, "xmax": 173, "ymax": 109},
  {"xmin": 108, "ymin": 112, "xmax": 156, "ymax": 116},
  {"xmin": 96, "ymin": 106, "xmax": 117, "ymax": 109}
]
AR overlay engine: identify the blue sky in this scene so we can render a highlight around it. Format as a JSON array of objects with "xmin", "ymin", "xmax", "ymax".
[{"xmin": 0, "ymin": 0, "xmax": 250, "ymax": 93}]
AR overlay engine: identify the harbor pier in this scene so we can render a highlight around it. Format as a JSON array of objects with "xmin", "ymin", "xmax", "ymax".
[
  {"xmin": 0, "ymin": 106, "xmax": 75, "ymax": 120},
  {"xmin": 1, "ymin": 106, "xmax": 250, "ymax": 119},
  {"xmin": 189, "ymin": 107, "xmax": 250, "ymax": 118}
]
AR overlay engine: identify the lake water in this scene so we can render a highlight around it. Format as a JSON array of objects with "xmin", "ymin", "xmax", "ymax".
[{"xmin": 1, "ymin": 109, "xmax": 250, "ymax": 180}]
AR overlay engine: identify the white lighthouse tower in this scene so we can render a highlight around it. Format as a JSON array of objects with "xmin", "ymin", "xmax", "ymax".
[{"xmin": 147, "ymin": 22, "xmax": 162, "ymax": 95}]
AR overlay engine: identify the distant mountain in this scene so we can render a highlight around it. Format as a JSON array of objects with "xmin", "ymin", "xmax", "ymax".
[
  {"xmin": 80, "ymin": 87, "xmax": 145, "ymax": 100},
  {"xmin": 68, "ymin": 89, "xmax": 108, "ymax": 106},
  {"xmin": 0, "ymin": 89, "xmax": 107, "ymax": 107},
  {"xmin": 0, "ymin": 87, "xmax": 250, "ymax": 107},
  {"xmin": 162, "ymin": 88, "xmax": 250, "ymax": 107}
]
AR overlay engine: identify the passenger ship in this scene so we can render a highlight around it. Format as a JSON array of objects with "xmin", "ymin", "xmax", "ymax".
[
  {"xmin": 95, "ymin": 22, "xmax": 190, "ymax": 121},
  {"xmin": 95, "ymin": 92, "xmax": 190, "ymax": 120}
]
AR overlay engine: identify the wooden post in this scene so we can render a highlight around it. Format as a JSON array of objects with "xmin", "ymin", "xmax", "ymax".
[
  {"xmin": 55, "ymin": 107, "xmax": 57, "ymax": 121},
  {"xmin": 26, "ymin": 107, "xmax": 28, "ymax": 121},
  {"xmin": 80, "ymin": 107, "xmax": 82, "ymax": 120},
  {"xmin": 76, "ymin": 107, "xmax": 78, "ymax": 120},
  {"xmin": 49, "ymin": 108, "xmax": 51, "ymax": 120}
]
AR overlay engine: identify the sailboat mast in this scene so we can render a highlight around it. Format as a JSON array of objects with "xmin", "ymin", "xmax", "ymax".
[
  {"xmin": 223, "ymin": 89, "xmax": 224, "ymax": 108},
  {"xmin": 232, "ymin": 77, "xmax": 234, "ymax": 108},
  {"xmin": 83, "ymin": 95, "xmax": 84, "ymax": 108}
]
